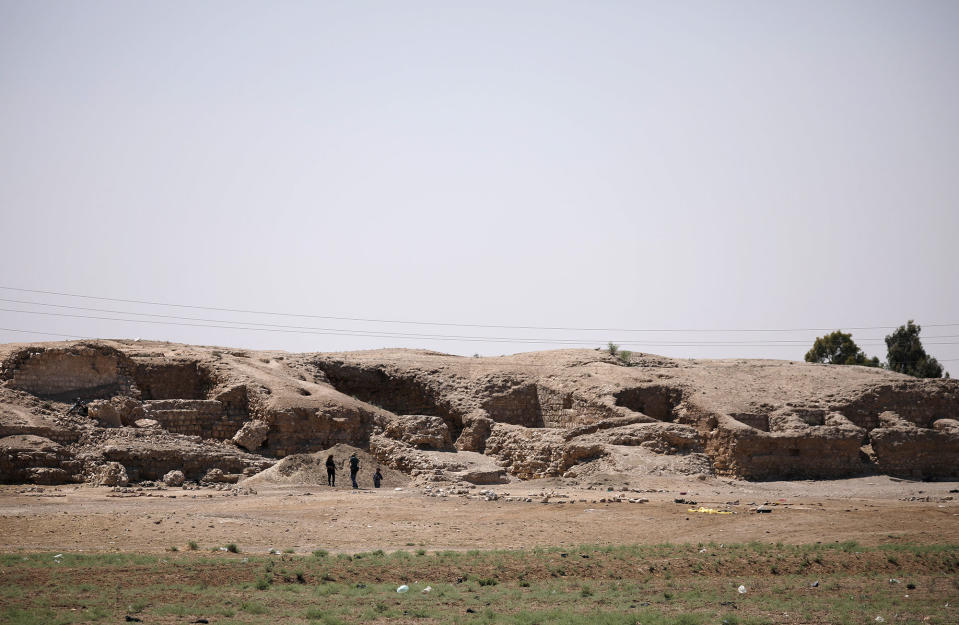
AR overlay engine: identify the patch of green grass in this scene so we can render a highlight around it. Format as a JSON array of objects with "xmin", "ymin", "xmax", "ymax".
[{"xmin": 240, "ymin": 601, "xmax": 267, "ymax": 614}]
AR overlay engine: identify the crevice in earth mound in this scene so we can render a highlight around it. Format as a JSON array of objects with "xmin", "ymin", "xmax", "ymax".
[
  {"xmin": 614, "ymin": 385, "xmax": 684, "ymax": 422},
  {"xmin": 313, "ymin": 361, "xmax": 465, "ymax": 441}
]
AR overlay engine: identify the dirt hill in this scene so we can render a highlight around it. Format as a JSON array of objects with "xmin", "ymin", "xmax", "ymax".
[{"xmin": 1, "ymin": 339, "xmax": 957, "ymax": 486}]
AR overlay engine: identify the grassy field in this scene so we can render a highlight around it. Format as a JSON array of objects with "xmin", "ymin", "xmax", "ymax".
[{"xmin": 1, "ymin": 542, "xmax": 957, "ymax": 624}]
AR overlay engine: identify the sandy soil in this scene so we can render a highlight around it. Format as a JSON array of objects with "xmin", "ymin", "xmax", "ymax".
[{"xmin": 2, "ymin": 475, "xmax": 957, "ymax": 554}]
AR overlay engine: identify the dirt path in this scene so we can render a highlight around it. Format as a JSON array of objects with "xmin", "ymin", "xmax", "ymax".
[{"xmin": 2, "ymin": 475, "xmax": 957, "ymax": 554}]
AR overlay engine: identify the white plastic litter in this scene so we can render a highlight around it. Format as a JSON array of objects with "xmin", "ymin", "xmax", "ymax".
[
  {"xmin": 394, "ymin": 487, "xmax": 403, "ymax": 491},
  {"xmin": 397, "ymin": 585, "xmax": 409, "ymax": 593},
  {"xmin": 874, "ymin": 617, "xmax": 885, "ymax": 623},
  {"xmin": 738, "ymin": 585, "xmax": 747, "ymax": 594},
  {"xmin": 422, "ymin": 586, "xmax": 432, "ymax": 594}
]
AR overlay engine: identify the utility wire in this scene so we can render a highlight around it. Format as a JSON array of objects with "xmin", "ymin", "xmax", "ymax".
[
  {"xmin": 1, "ymin": 326, "xmax": 956, "ymax": 367},
  {"xmin": 6, "ymin": 306, "xmax": 959, "ymax": 348},
  {"xmin": 3, "ymin": 285, "xmax": 957, "ymax": 333},
  {"xmin": 3, "ymin": 297, "xmax": 953, "ymax": 346}
]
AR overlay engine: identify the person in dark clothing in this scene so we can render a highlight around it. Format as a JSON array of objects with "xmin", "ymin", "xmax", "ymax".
[
  {"xmin": 373, "ymin": 467, "xmax": 383, "ymax": 489},
  {"xmin": 325, "ymin": 454, "xmax": 336, "ymax": 487},
  {"xmin": 67, "ymin": 397, "xmax": 87, "ymax": 416},
  {"xmin": 349, "ymin": 452, "xmax": 360, "ymax": 489}
]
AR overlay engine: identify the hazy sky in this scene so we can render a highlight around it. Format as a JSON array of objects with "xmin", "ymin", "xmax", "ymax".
[{"xmin": 1, "ymin": 1, "xmax": 957, "ymax": 374}]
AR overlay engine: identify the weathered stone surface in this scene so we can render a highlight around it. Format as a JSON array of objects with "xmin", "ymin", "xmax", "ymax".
[
  {"xmin": 2, "ymin": 339, "xmax": 958, "ymax": 483},
  {"xmin": 379, "ymin": 414, "xmax": 452, "ymax": 449},
  {"xmin": 87, "ymin": 396, "xmax": 145, "ymax": 427},
  {"xmin": 162, "ymin": 469, "xmax": 185, "ymax": 486},
  {"xmin": 0, "ymin": 434, "xmax": 79, "ymax": 484},
  {"xmin": 1, "ymin": 344, "xmax": 137, "ymax": 399},
  {"xmin": 232, "ymin": 420, "xmax": 269, "ymax": 451},
  {"xmin": 870, "ymin": 421, "xmax": 959, "ymax": 479},
  {"xmin": 484, "ymin": 424, "xmax": 608, "ymax": 479},
  {"xmin": 25, "ymin": 467, "xmax": 72, "ymax": 484},
  {"xmin": 92, "ymin": 461, "xmax": 129, "ymax": 486}
]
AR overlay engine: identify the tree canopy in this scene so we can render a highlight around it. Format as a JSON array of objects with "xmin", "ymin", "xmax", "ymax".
[
  {"xmin": 805, "ymin": 330, "xmax": 880, "ymax": 367},
  {"xmin": 885, "ymin": 320, "xmax": 943, "ymax": 378}
]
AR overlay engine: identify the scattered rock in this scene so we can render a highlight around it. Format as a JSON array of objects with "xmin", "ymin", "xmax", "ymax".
[{"xmin": 162, "ymin": 470, "xmax": 185, "ymax": 487}]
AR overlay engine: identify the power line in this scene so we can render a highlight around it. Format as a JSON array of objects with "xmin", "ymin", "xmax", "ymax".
[
  {"xmin": 3, "ymin": 297, "xmax": 955, "ymax": 346},
  {"xmin": 3, "ymin": 285, "xmax": 957, "ymax": 334},
  {"xmin": 6, "ymin": 306, "xmax": 959, "ymax": 348}
]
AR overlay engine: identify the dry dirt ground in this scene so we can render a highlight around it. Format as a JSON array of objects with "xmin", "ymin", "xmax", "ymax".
[{"xmin": 2, "ymin": 475, "xmax": 957, "ymax": 554}]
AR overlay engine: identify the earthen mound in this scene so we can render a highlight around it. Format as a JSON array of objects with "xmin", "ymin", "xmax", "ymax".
[
  {"xmin": 243, "ymin": 444, "xmax": 408, "ymax": 488},
  {"xmin": 1, "ymin": 339, "xmax": 957, "ymax": 485}
]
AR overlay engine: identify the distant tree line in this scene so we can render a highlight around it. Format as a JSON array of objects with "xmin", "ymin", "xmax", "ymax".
[{"xmin": 805, "ymin": 320, "xmax": 946, "ymax": 378}]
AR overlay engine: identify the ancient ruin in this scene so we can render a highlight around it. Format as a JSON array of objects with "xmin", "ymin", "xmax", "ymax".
[{"xmin": 1, "ymin": 339, "xmax": 957, "ymax": 486}]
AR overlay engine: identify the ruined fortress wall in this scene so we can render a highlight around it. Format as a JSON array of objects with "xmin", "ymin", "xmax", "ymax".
[
  {"xmin": 706, "ymin": 423, "xmax": 866, "ymax": 480},
  {"xmin": 4, "ymin": 346, "xmax": 136, "ymax": 399},
  {"xmin": 481, "ymin": 384, "xmax": 619, "ymax": 429},
  {"xmin": 264, "ymin": 406, "xmax": 375, "ymax": 458},
  {"xmin": 133, "ymin": 361, "xmax": 212, "ymax": 400},
  {"xmin": 870, "ymin": 428, "xmax": 959, "ymax": 479},
  {"xmin": 836, "ymin": 383, "xmax": 959, "ymax": 430},
  {"xmin": 142, "ymin": 399, "xmax": 246, "ymax": 440}
]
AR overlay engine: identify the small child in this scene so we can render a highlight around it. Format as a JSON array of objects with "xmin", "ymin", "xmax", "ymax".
[{"xmin": 373, "ymin": 467, "xmax": 383, "ymax": 489}]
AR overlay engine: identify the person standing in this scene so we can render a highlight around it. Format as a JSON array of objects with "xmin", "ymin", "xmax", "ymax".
[
  {"xmin": 373, "ymin": 467, "xmax": 383, "ymax": 489},
  {"xmin": 349, "ymin": 452, "xmax": 360, "ymax": 489},
  {"xmin": 325, "ymin": 454, "xmax": 336, "ymax": 487}
]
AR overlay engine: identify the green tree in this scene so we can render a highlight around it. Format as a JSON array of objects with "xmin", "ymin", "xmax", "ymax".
[
  {"xmin": 805, "ymin": 330, "xmax": 880, "ymax": 367},
  {"xmin": 885, "ymin": 320, "xmax": 943, "ymax": 378}
]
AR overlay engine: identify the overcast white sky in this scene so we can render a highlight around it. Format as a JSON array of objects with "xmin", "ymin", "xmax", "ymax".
[{"xmin": 1, "ymin": 1, "xmax": 957, "ymax": 374}]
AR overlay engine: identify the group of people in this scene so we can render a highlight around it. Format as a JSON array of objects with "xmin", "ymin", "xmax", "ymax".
[{"xmin": 325, "ymin": 452, "xmax": 382, "ymax": 489}]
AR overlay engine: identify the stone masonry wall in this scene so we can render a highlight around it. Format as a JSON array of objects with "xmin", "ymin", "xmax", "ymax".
[
  {"xmin": 133, "ymin": 360, "xmax": 212, "ymax": 400},
  {"xmin": 3, "ymin": 345, "xmax": 137, "ymax": 400},
  {"xmin": 142, "ymin": 400, "xmax": 246, "ymax": 440}
]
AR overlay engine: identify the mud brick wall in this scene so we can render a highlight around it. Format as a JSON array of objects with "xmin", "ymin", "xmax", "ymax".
[
  {"xmin": 143, "ymin": 400, "xmax": 246, "ymax": 440},
  {"xmin": 870, "ymin": 428, "xmax": 959, "ymax": 479},
  {"xmin": 537, "ymin": 387, "xmax": 619, "ymax": 428},
  {"xmin": 133, "ymin": 361, "xmax": 212, "ymax": 400},
  {"xmin": 482, "ymin": 385, "xmax": 618, "ymax": 429},
  {"xmin": 706, "ymin": 424, "xmax": 866, "ymax": 479},
  {"xmin": 5, "ymin": 347, "xmax": 136, "ymax": 400},
  {"xmin": 0, "ymin": 425, "xmax": 80, "ymax": 446},
  {"xmin": 265, "ymin": 406, "xmax": 374, "ymax": 457},
  {"xmin": 100, "ymin": 445, "xmax": 274, "ymax": 481},
  {"xmin": 835, "ymin": 382, "xmax": 959, "ymax": 430}
]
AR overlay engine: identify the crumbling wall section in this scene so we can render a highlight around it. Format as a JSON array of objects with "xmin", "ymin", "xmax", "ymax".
[
  {"xmin": 97, "ymin": 436, "xmax": 273, "ymax": 481},
  {"xmin": 869, "ymin": 414, "xmax": 959, "ymax": 478},
  {"xmin": 705, "ymin": 417, "xmax": 866, "ymax": 480},
  {"xmin": 263, "ymin": 405, "xmax": 376, "ymax": 457},
  {"xmin": 2, "ymin": 344, "xmax": 137, "ymax": 400},
  {"xmin": 0, "ymin": 435, "xmax": 81, "ymax": 484},
  {"xmin": 142, "ymin": 399, "xmax": 246, "ymax": 440},
  {"xmin": 313, "ymin": 360, "xmax": 466, "ymax": 440},
  {"xmin": 834, "ymin": 380, "xmax": 959, "ymax": 430},
  {"xmin": 132, "ymin": 359, "xmax": 213, "ymax": 400}
]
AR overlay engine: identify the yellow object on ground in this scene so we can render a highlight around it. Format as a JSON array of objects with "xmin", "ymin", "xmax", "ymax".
[{"xmin": 688, "ymin": 507, "xmax": 733, "ymax": 515}]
